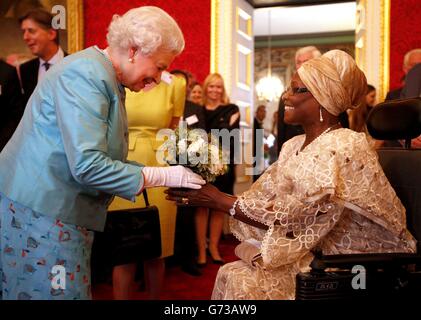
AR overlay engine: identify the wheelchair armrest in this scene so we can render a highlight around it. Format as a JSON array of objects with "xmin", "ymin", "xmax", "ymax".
[{"xmin": 310, "ymin": 253, "xmax": 421, "ymax": 271}]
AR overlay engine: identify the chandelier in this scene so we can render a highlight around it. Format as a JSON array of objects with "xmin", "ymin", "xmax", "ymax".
[{"xmin": 256, "ymin": 10, "xmax": 284, "ymax": 102}]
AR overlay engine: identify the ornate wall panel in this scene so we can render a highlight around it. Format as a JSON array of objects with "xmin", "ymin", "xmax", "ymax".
[
  {"xmin": 389, "ymin": 0, "xmax": 421, "ymax": 90},
  {"xmin": 67, "ymin": 0, "xmax": 84, "ymax": 53},
  {"xmin": 355, "ymin": 0, "xmax": 389, "ymax": 101},
  {"xmin": 84, "ymin": 0, "xmax": 211, "ymax": 82}
]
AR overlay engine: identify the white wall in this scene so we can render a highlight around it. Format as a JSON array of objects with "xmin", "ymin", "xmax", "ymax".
[{"xmin": 254, "ymin": 2, "xmax": 356, "ymax": 36}]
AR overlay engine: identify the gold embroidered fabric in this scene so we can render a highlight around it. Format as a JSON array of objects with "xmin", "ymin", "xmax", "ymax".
[{"xmin": 212, "ymin": 128, "xmax": 416, "ymax": 300}]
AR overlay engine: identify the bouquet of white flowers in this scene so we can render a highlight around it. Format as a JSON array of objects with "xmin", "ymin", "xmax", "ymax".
[{"xmin": 162, "ymin": 125, "xmax": 229, "ymax": 183}]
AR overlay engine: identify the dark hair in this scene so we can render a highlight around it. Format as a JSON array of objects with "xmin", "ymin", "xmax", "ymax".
[
  {"xmin": 170, "ymin": 69, "xmax": 189, "ymax": 83},
  {"xmin": 190, "ymin": 81, "xmax": 202, "ymax": 88},
  {"xmin": 19, "ymin": 9, "xmax": 59, "ymax": 45},
  {"xmin": 366, "ymin": 84, "xmax": 376, "ymax": 94}
]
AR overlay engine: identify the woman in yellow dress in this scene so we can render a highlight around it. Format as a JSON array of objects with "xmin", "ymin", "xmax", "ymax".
[{"xmin": 109, "ymin": 73, "xmax": 186, "ymax": 299}]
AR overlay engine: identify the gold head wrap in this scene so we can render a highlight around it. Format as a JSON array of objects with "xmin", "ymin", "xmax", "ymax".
[{"xmin": 297, "ymin": 49, "xmax": 367, "ymax": 116}]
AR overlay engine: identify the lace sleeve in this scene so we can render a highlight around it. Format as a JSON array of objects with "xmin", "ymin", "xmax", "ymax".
[
  {"xmin": 233, "ymin": 131, "xmax": 346, "ymax": 268},
  {"xmin": 261, "ymin": 196, "xmax": 344, "ymax": 268}
]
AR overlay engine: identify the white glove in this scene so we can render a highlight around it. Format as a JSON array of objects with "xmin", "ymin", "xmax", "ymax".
[{"xmin": 142, "ymin": 166, "xmax": 206, "ymax": 189}]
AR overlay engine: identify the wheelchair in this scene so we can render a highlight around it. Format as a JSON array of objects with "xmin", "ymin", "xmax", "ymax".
[{"xmin": 296, "ymin": 98, "xmax": 421, "ymax": 300}]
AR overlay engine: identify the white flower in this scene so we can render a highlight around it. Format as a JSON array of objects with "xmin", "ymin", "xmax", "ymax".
[
  {"xmin": 209, "ymin": 144, "xmax": 220, "ymax": 162},
  {"xmin": 177, "ymin": 139, "xmax": 188, "ymax": 153},
  {"xmin": 188, "ymin": 139, "xmax": 206, "ymax": 155}
]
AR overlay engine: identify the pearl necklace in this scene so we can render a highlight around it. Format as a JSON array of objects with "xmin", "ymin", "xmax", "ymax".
[
  {"xmin": 296, "ymin": 122, "xmax": 341, "ymax": 155},
  {"xmin": 318, "ymin": 122, "xmax": 341, "ymax": 137}
]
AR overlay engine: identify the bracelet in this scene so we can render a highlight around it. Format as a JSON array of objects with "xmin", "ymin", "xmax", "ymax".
[{"xmin": 229, "ymin": 199, "xmax": 239, "ymax": 217}]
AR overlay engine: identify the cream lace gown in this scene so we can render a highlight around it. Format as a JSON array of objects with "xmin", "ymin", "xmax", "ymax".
[{"xmin": 212, "ymin": 128, "xmax": 416, "ymax": 300}]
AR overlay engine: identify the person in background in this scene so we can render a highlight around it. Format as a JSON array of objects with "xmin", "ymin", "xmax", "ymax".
[
  {"xmin": 349, "ymin": 84, "xmax": 376, "ymax": 134},
  {"xmin": 195, "ymin": 73, "xmax": 240, "ymax": 267},
  {"xmin": 277, "ymin": 46, "xmax": 321, "ymax": 152},
  {"xmin": 349, "ymin": 84, "xmax": 386, "ymax": 148},
  {"xmin": 268, "ymin": 110, "xmax": 279, "ymax": 165},
  {"xmin": 188, "ymin": 82, "xmax": 203, "ymax": 105},
  {"xmin": 0, "ymin": 6, "xmax": 204, "ymax": 300},
  {"xmin": 171, "ymin": 70, "xmax": 206, "ymax": 276},
  {"xmin": 19, "ymin": 9, "xmax": 66, "ymax": 106},
  {"xmin": 400, "ymin": 63, "xmax": 421, "ymax": 148},
  {"xmin": 252, "ymin": 105, "xmax": 266, "ymax": 182},
  {"xmin": 0, "ymin": 59, "xmax": 23, "ymax": 151},
  {"xmin": 401, "ymin": 63, "xmax": 421, "ymax": 99},
  {"xmin": 167, "ymin": 50, "xmax": 416, "ymax": 300},
  {"xmin": 365, "ymin": 84, "xmax": 376, "ymax": 112},
  {"xmin": 6, "ymin": 53, "xmax": 32, "ymax": 81},
  {"xmin": 386, "ymin": 48, "xmax": 421, "ymax": 101},
  {"xmin": 185, "ymin": 70, "xmax": 198, "ymax": 97}
]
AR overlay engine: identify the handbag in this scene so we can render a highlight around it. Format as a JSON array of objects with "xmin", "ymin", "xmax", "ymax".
[{"xmin": 99, "ymin": 190, "xmax": 162, "ymax": 267}]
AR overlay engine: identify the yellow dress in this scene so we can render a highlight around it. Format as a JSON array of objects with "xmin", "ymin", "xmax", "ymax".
[{"xmin": 109, "ymin": 76, "xmax": 186, "ymax": 258}]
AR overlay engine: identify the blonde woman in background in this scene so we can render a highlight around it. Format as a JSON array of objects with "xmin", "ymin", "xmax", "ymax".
[{"xmin": 109, "ymin": 71, "xmax": 186, "ymax": 299}]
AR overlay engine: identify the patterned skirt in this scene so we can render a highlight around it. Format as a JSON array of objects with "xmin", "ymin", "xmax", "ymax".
[{"xmin": 0, "ymin": 193, "xmax": 93, "ymax": 300}]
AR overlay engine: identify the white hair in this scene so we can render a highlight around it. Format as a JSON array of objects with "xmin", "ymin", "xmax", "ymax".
[
  {"xmin": 106, "ymin": 6, "xmax": 185, "ymax": 56},
  {"xmin": 403, "ymin": 48, "xmax": 421, "ymax": 68},
  {"xmin": 295, "ymin": 46, "xmax": 322, "ymax": 60}
]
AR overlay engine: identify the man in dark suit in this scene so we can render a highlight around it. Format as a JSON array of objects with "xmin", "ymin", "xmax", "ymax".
[
  {"xmin": 0, "ymin": 59, "xmax": 23, "ymax": 151},
  {"xmin": 385, "ymin": 79, "xmax": 404, "ymax": 101},
  {"xmin": 401, "ymin": 63, "xmax": 421, "ymax": 99},
  {"xmin": 19, "ymin": 8, "xmax": 66, "ymax": 105},
  {"xmin": 386, "ymin": 48, "xmax": 421, "ymax": 101},
  {"xmin": 400, "ymin": 63, "xmax": 421, "ymax": 148}
]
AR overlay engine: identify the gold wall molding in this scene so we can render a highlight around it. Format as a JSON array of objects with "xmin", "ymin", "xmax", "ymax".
[
  {"xmin": 67, "ymin": 0, "xmax": 84, "ymax": 53},
  {"xmin": 380, "ymin": 0, "xmax": 390, "ymax": 100},
  {"xmin": 211, "ymin": 0, "xmax": 219, "ymax": 73},
  {"xmin": 355, "ymin": 0, "xmax": 390, "ymax": 100}
]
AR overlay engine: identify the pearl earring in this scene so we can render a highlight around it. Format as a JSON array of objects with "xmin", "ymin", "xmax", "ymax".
[
  {"xmin": 319, "ymin": 107, "xmax": 324, "ymax": 122},
  {"xmin": 129, "ymin": 58, "xmax": 134, "ymax": 63}
]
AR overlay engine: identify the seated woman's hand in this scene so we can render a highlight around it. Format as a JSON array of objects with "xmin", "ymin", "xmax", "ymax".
[{"xmin": 165, "ymin": 183, "xmax": 222, "ymax": 208}]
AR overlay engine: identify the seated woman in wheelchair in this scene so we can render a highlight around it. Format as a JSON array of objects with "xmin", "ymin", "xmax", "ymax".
[{"xmin": 167, "ymin": 50, "xmax": 417, "ymax": 300}]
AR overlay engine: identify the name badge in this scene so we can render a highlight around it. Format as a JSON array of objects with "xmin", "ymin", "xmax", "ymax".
[
  {"xmin": 186, "ymin": 114, "xmax": 199, "ymax": 126},
  {"xmin": 161, "ymin": 71, "xmax": 173, "ymax": 85}
]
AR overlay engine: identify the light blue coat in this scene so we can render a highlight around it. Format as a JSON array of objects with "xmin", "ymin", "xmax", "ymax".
[{"xmin": 0, "ymin": 47, "xmax": 144, "ymax": 231}]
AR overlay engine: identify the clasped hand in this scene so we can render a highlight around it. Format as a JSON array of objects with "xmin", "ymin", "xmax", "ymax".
[{"xmin": 165, "ymin": 183, "xmax": 221, "ymax": 208}]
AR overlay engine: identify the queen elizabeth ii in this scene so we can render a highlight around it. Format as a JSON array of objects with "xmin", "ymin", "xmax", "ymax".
[{"xmin": 0, "ymin": 6, "xmax": 205, "ymax": 300}]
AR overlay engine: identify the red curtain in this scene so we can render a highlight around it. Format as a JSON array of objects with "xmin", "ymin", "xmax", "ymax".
[
  {"xmin": 84, "ymin": 0, "xmax": 211, "ymax": 83},
  {"xmin": 389, "ymin": 0, "xmax": 421, "ymax": 90}
]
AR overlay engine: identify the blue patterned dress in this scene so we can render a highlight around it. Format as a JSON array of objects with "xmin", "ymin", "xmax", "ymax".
[{"xmin": 0, "ymin": 194, "xmax": 93, "ymax": 300}]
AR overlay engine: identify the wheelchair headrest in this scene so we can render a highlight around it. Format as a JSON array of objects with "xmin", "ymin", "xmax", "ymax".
[{"xmin": 367, "ymin": 98, "xmax": 421, "ymax": 141}]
